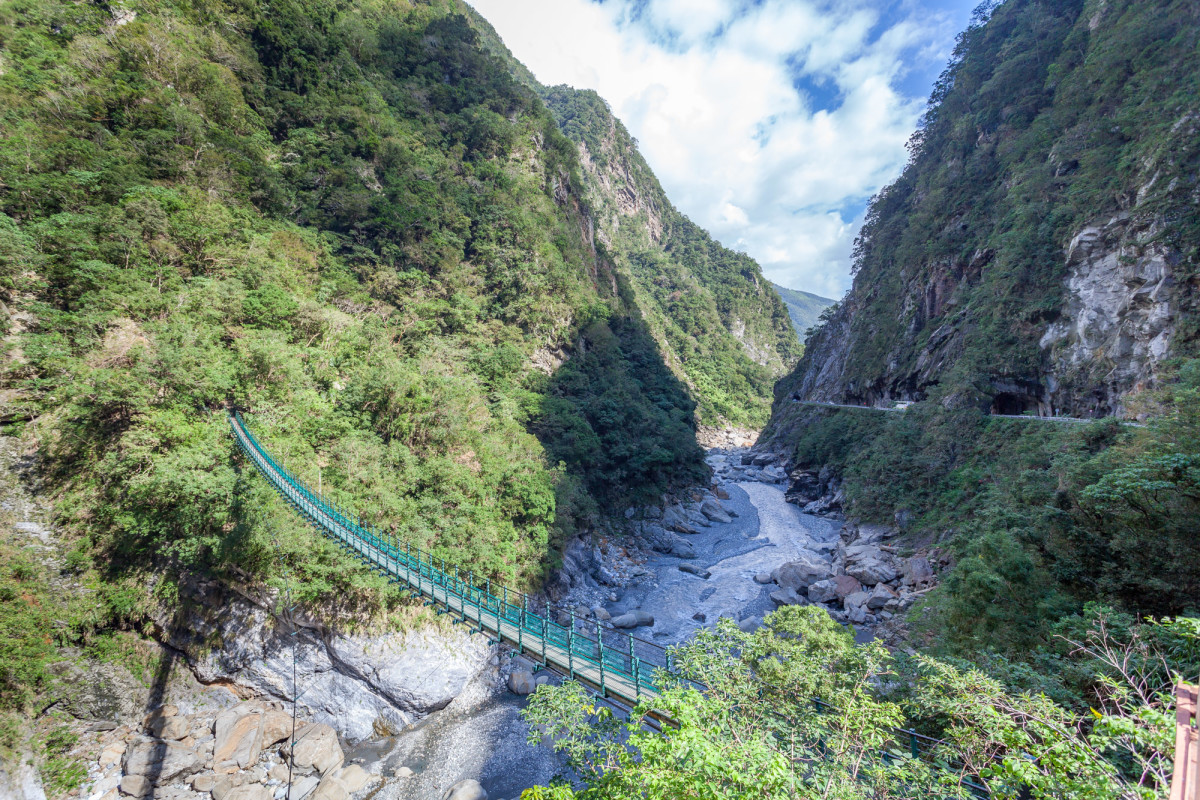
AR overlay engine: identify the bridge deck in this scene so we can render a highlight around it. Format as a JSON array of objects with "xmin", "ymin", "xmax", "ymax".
[{"xmin": 231, "ymin": 412, "xmax": 659, "ymax": 706}]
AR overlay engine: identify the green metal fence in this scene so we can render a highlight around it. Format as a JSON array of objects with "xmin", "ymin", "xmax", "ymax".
[{"xmin": 230, "ymin": 409, "xmax": 669, "ymax": 701}]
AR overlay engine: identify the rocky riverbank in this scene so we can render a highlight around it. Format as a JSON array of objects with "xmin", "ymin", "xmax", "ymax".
[{"xmin": 10, "ymin": 436, "xmax": 940, "ymax": 800}]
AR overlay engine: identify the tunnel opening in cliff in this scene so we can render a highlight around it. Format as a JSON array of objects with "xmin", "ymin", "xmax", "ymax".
[{"xmin": 991, "ymin": 392, "xmax": 1038, "ymax": 416}]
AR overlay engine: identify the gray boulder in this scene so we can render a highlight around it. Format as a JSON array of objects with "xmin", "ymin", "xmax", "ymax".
[
  {"xmin": 123, "ymin": 740, "xmax": 203, "ymax": 781},
  {"xmin": 865, "ymin": 583, "xmax": 898, "ymax": 610},
  {"xmin": 592, "ymin": 607, "xmax": 611, "ymax": 621},
  {"xmin": 289, "ymin": 723, "xmax": 344, "ymax": 775},
  {"xmin": 753, "ymin": 572, "xmax": 773, "ymax": 584},
  {"xmin": 678, "ymin": 564, "xmax": 711, "ymax": 580},
  {"xmin": 844, "ymin": 545, "xmax": 897, "ymax": 585},
  {"xmin": 902, "ymin": 556, "xmax": 934, "ymax": 587},
  {"xmin": 805, "ymin": 579, "xmax": 839, "ymax": 604},
  {"xmin": 610, "ymin": 611, "xmax": 655, "ymax": 629},
  {"xmin": 670, "ymin": 537, "xmax": 697, "ymax": 559},
  {"xmin": 771, "ymin": 551, "xmax": 833, "ymax": 592},
  {"xmin": 508, "ymin": 670, "xmax": 536, "ymax": 696},
  {"xmin": 444, "ymin": 779, "xmax": 487, "ymax": 800},
  {"xmin": 770, "ymin": 588, "xmax": 805, "ymax": 606},
  {"xmin": 699, "ymin": 497, "xmax": 733, "ymax": 524}
]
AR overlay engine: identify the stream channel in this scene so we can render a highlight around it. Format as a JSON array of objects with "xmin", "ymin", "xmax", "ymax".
[{"xmin": 350, "ymin": 446, "xmax": 841, "ymax": 799}]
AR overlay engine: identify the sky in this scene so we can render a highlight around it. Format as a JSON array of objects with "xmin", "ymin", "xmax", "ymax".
[{"xmin": 465, "ymin": 0, "xmax": 980, "ymax": 299}]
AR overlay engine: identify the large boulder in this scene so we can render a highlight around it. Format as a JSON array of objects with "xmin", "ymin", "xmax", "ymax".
[
  {"xmin": 662, "ymin": 507, "xmax": 699, "ymax": 535},
  {"xmin": 147, "ymin": 715, "xmax": 190, "ymax": 741},
  {"xmin": 443, "ymin": 779, "xmax": 487, "ymax": 800},
  {"xmin": 843, "ymin": 591, "xmax": 871, "ymax": 624},
  {"xmin": 311, "ymin": 775, "xmax": 349, "ymax": 800},
  {"xmin": 769, "ymin": 588, "xmax": 805, "ymax": 606},
  {"xmin": 260, "ymin": 710, "xmax": 294, "ymax": 750},
  {"xmin": 678, "ymin": 564, "xmax": 711, "ymax": 580},
  {"xmin": 508, "ymin": 670, "xmax": 536, "ymax": 696},
  {"xmin": 336, "ymin": 765, "xmax": 375, "ymax": 794},
  {"xmin": 214, "ymin": 702, "xmax": 268, "ymax": 769},
  {"xmin": 805, "ymin": 579, "xmax": 839, "ymax": 604},
  {"xmin": 865, "ymin": 583, "xmax": 899, "ymax": 610},
  {"xmin": 806, "ymin": 575, "xmax": 864, "ymax": 606},
  {"xmin": 610, "ymin": 611, "xmax": 654, "ymax": 629},
  {"xmin": 843, "ymin": 545, "xmax": 897, "ymax": 585},
  {"xmin": 669, "ymin": 537, "xmax": 697, "ymax": 559},
  {"xmin": 699, "ymin": 497, "xmax": 733, "ymax": 524},
  {"xmin": 290, "ymin": 723, "xmax": 344, "ymax": 775},
  {"xmin": 771, "ymin": 551, "xmax": 833, "ymax": 592},
  {"xmin": 122, "ymin": 740, "xmax": 203, "ymax": 781},
  {"xmin": 902, "ymin": 556, "xmax": 935, "ymax": 587}
]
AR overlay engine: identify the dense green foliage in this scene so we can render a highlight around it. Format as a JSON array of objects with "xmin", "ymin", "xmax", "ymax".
[
  {"xmin": 777, "ymin": 360, "xmax": 1200, "ymax": 668},
  {"xmin": 536, "ymin": 86, "xmax": 801, "ymax": 427},
  {"xmin": 520, "ymin": 606, "xmax": 1195, "ymax": 799},
  {"xmin": 769, "ymin": 281, "xmax": 836, "ymax": 341},
  {"xmin": 0, "ymin": 0, "xmax": 713, "ymax": 639},
  {"xmin": 765, "ymin": 0, "xmax": 1200, "ymax": 673},
  {"xmin": 791, "ymin": 0, "xmax": 1199, "ymax": 410}
]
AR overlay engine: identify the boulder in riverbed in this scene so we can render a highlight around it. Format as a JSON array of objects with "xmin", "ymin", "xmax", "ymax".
[
  {"xmin": 508, "ymin": 670, "xmax": 536, "ymax": 696},
  {"xmin": 770, "ymin": 588, "xmax": 805, "ymax": 606},
  {"xmin": 771, "ymin": 551, "xmax": 833, "ymax": 592},
  {"xmin": 444, "ymin": 778, "xmax": 488, "ymax": 800},
  {"xmin": 678, "ymin": 564, "xmax": 711, "ymax": 579},
  {"xmin": 610, "ymin": 611, "xmax": 655, "ymax": 629}
]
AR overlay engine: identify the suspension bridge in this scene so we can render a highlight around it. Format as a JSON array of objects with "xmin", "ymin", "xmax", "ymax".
[
  {"xmin": 230, "ymin": 410, "xmax": 668, "ymax": 708},
  {"xmin": 230, "ymin": 409, "xmax": 992, "ymax": 794}
]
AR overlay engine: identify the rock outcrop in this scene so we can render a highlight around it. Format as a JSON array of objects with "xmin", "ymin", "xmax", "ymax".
[{"xmin": 154, "ymin": 581, "xmax": 493, "ymax": 743}]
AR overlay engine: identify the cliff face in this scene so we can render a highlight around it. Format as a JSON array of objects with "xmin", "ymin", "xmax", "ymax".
[
  {"xmin": 461, "ymin": 10, "xmax": 800, "ymax": 427},
  {"xmin": 772, "ymin": 0, "xmax": 1200, "ymax": 424},
  {"xmin": 540, "ymin": 87, "xmax": 800, "ymax": 426}
]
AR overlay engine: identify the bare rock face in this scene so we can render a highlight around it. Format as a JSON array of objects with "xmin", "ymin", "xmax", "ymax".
[
  {"xmin": 1040, "ymin": 214, "xmax": 1179, "ymax": 415},
  {"xmin": 157, "ymin": 582, "xmax": 492, "ymax": 742}
]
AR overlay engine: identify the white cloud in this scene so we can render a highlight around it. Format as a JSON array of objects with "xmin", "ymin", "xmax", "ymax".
[{"xmin": 465, "ymin": 0, "xmax": 965, "ymax": 298}]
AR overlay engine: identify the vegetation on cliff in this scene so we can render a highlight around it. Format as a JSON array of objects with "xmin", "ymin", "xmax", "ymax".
[
  {"xmin": 522, "ymin": 606, "xmax": 1198, "ymax": 799},
  {"xmin": 535, "ymin": 86, "xmax": 801, "ymax": 427},
  {"xmin": 0, "ymin": 0, "xmax": 720, "ymax": 701},
  {"xmin": 769, "ymin": 281, "xmax": 836, "ymax": 341},
  {"xmin": 764, "ymin": 0, "xmax": 1200, "ymax": 687}
]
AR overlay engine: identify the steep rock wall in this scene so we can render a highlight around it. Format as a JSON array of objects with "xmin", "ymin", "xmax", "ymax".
[{"xmin": 770, "ymin": 0, "xmax": 1200, "ymax": 427}]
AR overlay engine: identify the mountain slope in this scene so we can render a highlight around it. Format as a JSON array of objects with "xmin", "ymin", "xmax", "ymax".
[
  {"xmin": 759, "ymin": 0, "xmax": 1200, "ymax": 655},
  {"xmin": 769, "ymin": 282, "xmax": 836, "ymax": 341},
  {"xmin": 460, "ymin": 12, "xmax": 799, "ymax": 427},
  {"xmin": 774, "ymin": 0, "xmax": 1199, "ymax": 421},
  {"xmin": 0, "ymin": 0, "xmax": 713, "ymax": 614}
]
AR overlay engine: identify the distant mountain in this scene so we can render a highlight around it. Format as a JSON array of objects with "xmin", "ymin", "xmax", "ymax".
[{"xmin": 769, "ymin": 282, "xmax": 836, "ymax": 341}]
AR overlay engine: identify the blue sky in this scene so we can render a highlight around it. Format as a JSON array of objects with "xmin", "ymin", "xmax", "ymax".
[{"xmin": 466, "ymin": 0, "xmax": 981, "ymax": 298}]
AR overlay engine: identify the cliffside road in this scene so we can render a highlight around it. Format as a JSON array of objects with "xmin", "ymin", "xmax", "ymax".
[{"xmin": 792, "ymin": 399, "xmax": 1145, "ymax": 427}]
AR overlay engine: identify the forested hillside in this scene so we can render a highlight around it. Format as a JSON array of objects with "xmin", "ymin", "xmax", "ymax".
[
  {"xmin": 764, "ymin": 0, "xmax": 1200, "ymax": 663},
  {"xmin": 0, "ymin": 0, "xmax": 726, "ymax": 725},
  {"xmin": 533, "ymin": 87, "xmax": 800, "ymax": 427},
  {"xmin": 769, "ymin": 282, "xmax": 835, "ymax": 341}
]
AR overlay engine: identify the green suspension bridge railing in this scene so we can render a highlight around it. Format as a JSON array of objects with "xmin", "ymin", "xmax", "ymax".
[
  {"xmin": 230, "ymin": 410, "xmax": 988, "ymax": 795},
  {"xmin": 230, "ymin": 410, "xmax": 670, "ymax": 705}
]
